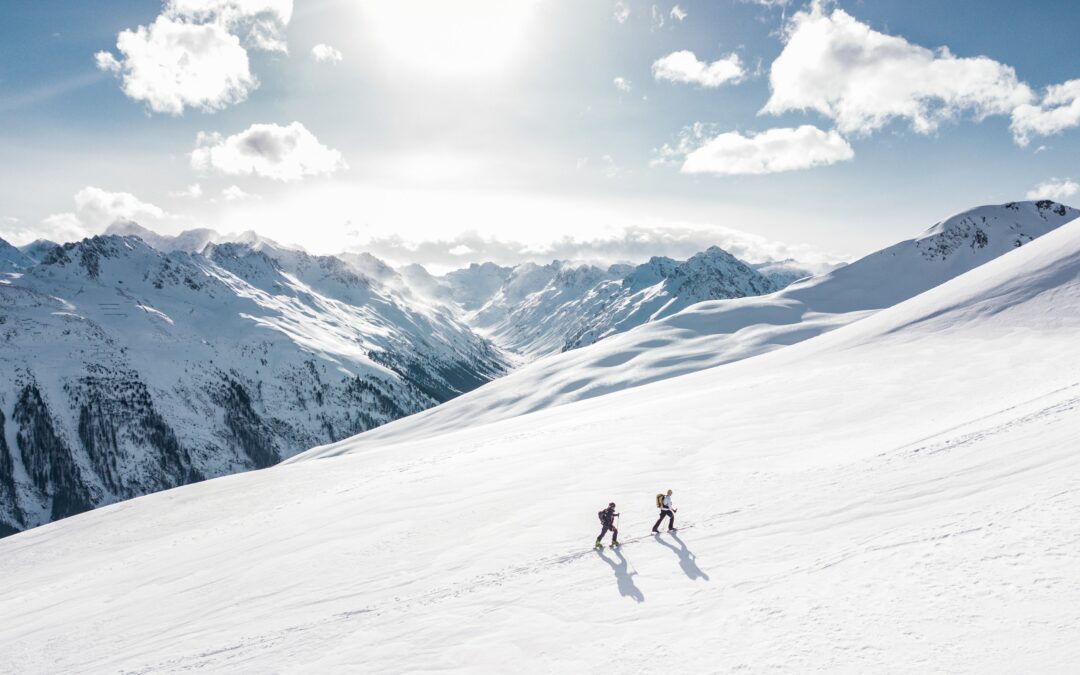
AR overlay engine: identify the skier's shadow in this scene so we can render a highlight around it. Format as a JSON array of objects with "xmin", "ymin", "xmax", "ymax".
[
  {"xmin": 654, "ymin": 532, "xmax": 709, "ymax": 581},
  {"xmin": 595, "ymin": 547, "xmax": 645, "ymax": 603}
]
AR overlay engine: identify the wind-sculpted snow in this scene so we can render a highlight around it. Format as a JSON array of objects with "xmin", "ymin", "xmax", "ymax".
[
  {"xmin": 3, "ymin": 210, "xmax": 1080, "ymax": 672},
  {"xmin": 0, "ymin": 235, "xmax": 507, "ymax": 535},
  {"xmin": 295, "ymin": 200, "xmax": 1079, "ymax": 456}
]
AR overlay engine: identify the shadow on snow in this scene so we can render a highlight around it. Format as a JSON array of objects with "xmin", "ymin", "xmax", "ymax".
[
  {"xmin": 653, "ymin": 531, "xmax": 709, "ymax": 581},
  {"xmin": 595, "ymin": 547, "xmax": 644, "ymax": 602}
]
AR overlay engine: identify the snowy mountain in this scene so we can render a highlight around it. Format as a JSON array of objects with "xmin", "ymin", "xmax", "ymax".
[
  {"xmin": 563, "ymin": 246, "xmax": 778, "ymax": 351},
  {"xmin": 303, "ymin": 200, "xmax": 1079, "ymax": 451},
  {"xmin": 0, "ymin": 237, "xmax": 33, "ymax": 273},
  {"xmin": 468, "ymin": 260, "xmax": 627, "ymax": 357},
  {"xmin": 458, "ymin": 248, "xmax": 777, "ymax": 358},
  {"xmin": 0, "ymin": 234, "xmax": 507, "ymax": 535},
  {"xmin": 440, "ymin": 261, "xmax": 514, "ymax": 311},
  {"xmin": 752, "ymin": 258, "xmax": 833, "ymax": 288},
  {"xmin": 3, "ymin": 205, "xmax": 1080, "ymax": 672},
  {"xmin": 16, "ymin": 239, "xmax": 59, "ymax": 264}
]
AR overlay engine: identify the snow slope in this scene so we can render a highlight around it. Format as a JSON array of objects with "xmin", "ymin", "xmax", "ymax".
[
  {"xmin": 317, "ymin": 200, "xmax": 1078, "ymax": 449},
  {"xmin": 2, "ymin": 210, "xmax": 1080, "ymax": 672}
]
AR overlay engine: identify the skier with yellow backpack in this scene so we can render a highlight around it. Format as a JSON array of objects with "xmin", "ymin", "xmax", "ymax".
[{"xmin": 652, "ymin": 489, "xmax": 677, "ymax": 533}]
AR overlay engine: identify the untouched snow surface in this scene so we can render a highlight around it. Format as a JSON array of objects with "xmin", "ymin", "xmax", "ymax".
[
  {"xmin": 2, "ymin": 212, "xmax": 1080, "ymax": 671},
  {"xmin": 302, "ymin": 200, "xmax": 1078, "ymax": 452}
]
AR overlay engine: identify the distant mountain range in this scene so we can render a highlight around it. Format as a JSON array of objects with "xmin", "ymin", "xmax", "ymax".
[
  {"xmin": 294, "ymin": 200, "xmax": 1080, "ymax": 455},
  {"xmin": 0, "ymin": 221, "xmax": 809, "ymax": 534}
]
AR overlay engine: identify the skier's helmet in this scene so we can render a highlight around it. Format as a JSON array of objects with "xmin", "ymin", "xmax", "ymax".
[{"xmin": 609, "ymin": 502, "xmax": 616, "ymax": 508}]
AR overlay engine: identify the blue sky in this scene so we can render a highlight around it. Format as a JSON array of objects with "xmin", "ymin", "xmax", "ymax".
[{"xmin": 2, "ymin": 0, "xmax": 1079, "ymax": 269}]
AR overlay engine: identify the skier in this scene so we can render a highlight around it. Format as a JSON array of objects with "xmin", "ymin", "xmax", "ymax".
[
  {"xmin": 652, "ymin": 489, "xmax": 677, "ymax": 532},
  {"xmin": 596, "ymin": 502, "xmax": 620, "ymax": 547}
]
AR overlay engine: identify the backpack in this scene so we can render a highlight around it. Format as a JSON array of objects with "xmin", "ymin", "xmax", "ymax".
[
  {"xmin": 656, "ymin": 493, "xmax": 665, "ymax": 509},
  {"xmin": 598, "ymin": 509, "xmax": 606, "ymax": 524}
]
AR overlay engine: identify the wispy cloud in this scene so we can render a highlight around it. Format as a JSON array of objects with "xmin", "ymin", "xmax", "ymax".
[{"xmin": 613, "ymin": 1, "xmax": 630, "ymax": 24}]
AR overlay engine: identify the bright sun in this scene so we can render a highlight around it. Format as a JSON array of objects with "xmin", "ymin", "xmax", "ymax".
[{"xmin": 357, "ymin": 0, "xmax": 539, "ymax": 77}]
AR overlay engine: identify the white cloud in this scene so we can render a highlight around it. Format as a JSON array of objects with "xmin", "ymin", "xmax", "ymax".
[
  {"xmin": 1026, "ymin": 178, "xmax": 1079, "ymax": 202},
  {"xmin": 37, "ymin": 213, "xmax": 91, "ymax": 245},
  {"xmin": 170, "ymin": 183, "xmax": 204, "ymax": 198},
  {"xmin": 763, "ymin": 5, "xmax": 1033, "ymax": 136},
  {"xmin": 73, "ymin": 187, "xmax": 166, "ymax": 226},
  {"xmin": 222, "ymin": 185, "xmax": 259, "ymax": 201},
  {"xmin": 670, "ymin": 5, "xmax": 687, "ymax": 21},
  {"xmin": 652, "ymin": 51, "xmax": 746, "ymax": 88},
  {"xmin": 678, "ymin": 125, "xmax": 854, "ymax": 176},
  {"xmin": 613, "ymin": 1, "xmax": 631, "ymax": 24},
  {"xmin": 312, "ymin": 43, "xmax": 343, "ymax": 64},
  {"xmin": 191, "ymin": 122, "xmax": 347, "ymax": 181},
  {"xmin": 95, "ymin": 0, "xmax": 292, "ymax": 115},
  {"xmin": 31, "ymin": 188, "xmax": 168, "ymax": 244},
  {"xmin": 96, "ymin": 16, "xmax": 255, "ymax": 115},
  {"xmin": 167, "ymin": 0, "xmax": 293, "ymax": 51},
  {"xmin": 613, "ymin": 76, "xmax": 632, "ymax": 93},
  {"xmin": 1011, "ymin": 79, "xmax": 1080, "ymax": 146}
]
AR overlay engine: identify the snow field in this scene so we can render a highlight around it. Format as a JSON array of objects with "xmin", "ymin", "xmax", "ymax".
[{"xmin": 2, "ymin": 217, "xmax": 1080, "ymax": 671}]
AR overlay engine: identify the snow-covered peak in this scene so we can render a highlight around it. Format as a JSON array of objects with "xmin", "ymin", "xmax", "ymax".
[
  {"xmin": 337, "ymin": 251, "xmax": 400, "ymax": 285},
  {"xmin": 788, "ymin": 200, "xmax": 1080, "ymax": 313},
  {"xmin": 441, "ymin": 262, "xmax": 513, "ymax": 311},
  {"xmin": 37, "ymin": 234, "xmax": 167, "ymax": 281},
  {"xmin": 622, "ymin": 255, "xmax": 679, "ymax": 292},
  {"xmin": 15, "ymin": 239, "xmax": 58, "ymax": 265}
]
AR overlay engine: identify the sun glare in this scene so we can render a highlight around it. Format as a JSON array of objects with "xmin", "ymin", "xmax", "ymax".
[{"xmin": 357, "ymin": 0, "xmax": 538, "ymax": 77}]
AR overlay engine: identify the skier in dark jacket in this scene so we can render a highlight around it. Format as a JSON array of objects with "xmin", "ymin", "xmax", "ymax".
[
  {"xmin": 652, "ymin": 489, "xmax": 677, "ymax": 532},
  {"xmin": 596, "ymin": 502, "xmax": 620, "ymax": 547}
]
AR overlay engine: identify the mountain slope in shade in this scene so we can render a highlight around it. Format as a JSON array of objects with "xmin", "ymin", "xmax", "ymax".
[
  {"xmin": 3, "ymin": 206, "xmax": 1080, "ymax": 672},
  {"xmin": 16, "ymin": 239, "xmax": 59, "ymax": 264},
  {"xmin": 297, "ymin": 200, "xmax": 1079, "ymax": 454},
  {"xmin": 0, "ymin": 237, "xmax": 33, "ymax": 273},
  {"xmin": 0, "ymin": 234, "xmax": 507, "ymax": 535}
]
